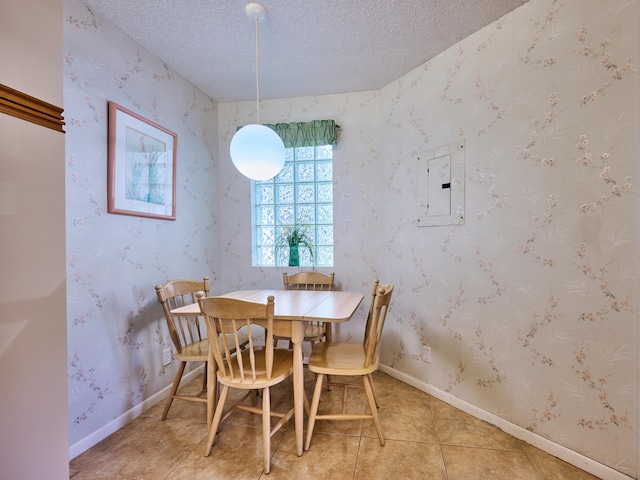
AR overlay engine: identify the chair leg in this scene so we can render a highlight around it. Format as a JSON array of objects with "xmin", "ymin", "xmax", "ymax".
[
  {"xmin": 205, "ymin": 385, "xmax": 229, "ymax": 456},
  {"xmin": 321, "ymin": 328, "xmax": 332, "ymax": 388},
  {"xmin": 303, "ymin": 388, "xmax": 310, "ymax": 416},
  {"xmin": 363, "ymin": 375, "xmax": 384, "ymax": 445},
  {"xmin": 201, "ymin": 361, "xmax": 207, "ymax": 391},
  {"xmin": 366, "ymin": 373, "xmax": 380, "ymax": 408},
  {"xmin": 324, "ymin": 322, "xmax": 332, "ymax": 342},
  {"xmin": 304, "ymin": 373, "xmax": 324, "ymax": 451},
  {"xmin": 161, "ymin": 362, "xmax": 186, "ymax": 420},
  {"xmin": 262, "ymin": 386, "xmax": 271, "ymax": 474},
  {"xmin": 206, "ymin": 362, "xmax": 218, "ymax": 427}
]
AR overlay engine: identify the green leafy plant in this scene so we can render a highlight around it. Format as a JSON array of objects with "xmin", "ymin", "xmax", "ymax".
[{"xmin": 276, "ymin": 220, "xmax": 314, "ymax": 265}]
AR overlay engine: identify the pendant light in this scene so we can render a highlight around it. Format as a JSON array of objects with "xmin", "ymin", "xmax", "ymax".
[{"xmin": 230, "ymin": 3, "xmax": 285, "ymax": 181}]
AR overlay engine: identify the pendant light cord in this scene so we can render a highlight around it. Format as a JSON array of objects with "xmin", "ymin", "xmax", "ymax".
[{"xmin": 255, "ymin": 15, "xmax": 260, "ymax": 124}]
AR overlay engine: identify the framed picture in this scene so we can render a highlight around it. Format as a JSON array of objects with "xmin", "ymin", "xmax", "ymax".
[{"xmin": 108, "ymin": 101, "xmax": 177, "ymax": 220}]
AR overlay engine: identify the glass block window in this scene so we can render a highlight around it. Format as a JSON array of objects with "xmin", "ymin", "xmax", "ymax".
[{"xmin": 253, "ymin": 145, "xmax": 333, "ymax": 267}]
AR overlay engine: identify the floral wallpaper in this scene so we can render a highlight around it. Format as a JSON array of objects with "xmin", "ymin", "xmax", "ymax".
[
  {"xmin": 217, "ymin": 0, "xmax": 639, "ymax": 477},
  {"xmin": 65, "ymin": 0, "xmax": 638, "ymax": 477},
  {"xmin": 64, "ymin": 0, "xmax": 219, "ymax": 452},
  {"xmin": 381, "ymin": 0, "xmax": 638, "ymax": 474}
]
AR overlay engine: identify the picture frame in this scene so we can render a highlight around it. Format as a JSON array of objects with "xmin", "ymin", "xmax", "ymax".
[{"xmin": 108, "ymin": 101, "xmax": 177, "ymax": 220}]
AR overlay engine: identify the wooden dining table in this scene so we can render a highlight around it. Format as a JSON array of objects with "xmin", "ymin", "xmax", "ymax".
[{"xmin": 170, "ymin": 288, "xmax": 364, "ymax": 456}]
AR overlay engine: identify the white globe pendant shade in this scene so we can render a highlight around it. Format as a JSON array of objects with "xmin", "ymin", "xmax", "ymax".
[{"xmin": 230, "ymin": 124, "xmax": 285, "ymax": 180}]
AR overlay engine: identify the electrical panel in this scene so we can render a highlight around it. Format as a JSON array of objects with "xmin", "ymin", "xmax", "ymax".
[{"xmin": 416, "ymin": 141, "xmax": 465, "ymax": 227}]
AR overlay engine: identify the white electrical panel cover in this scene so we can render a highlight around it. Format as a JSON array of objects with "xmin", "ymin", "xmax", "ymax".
[{"xmin": 416, "ymin": 140, "xmax": 465, "ymax": 227}]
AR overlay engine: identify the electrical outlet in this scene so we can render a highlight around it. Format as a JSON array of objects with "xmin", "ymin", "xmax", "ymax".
[
  {"xmin": 422, "ymin": 345, "xmax": 432, "ymax": 363},
  {"xmin": 162, "ymin": 348, "xmax": 172, "ymax": 366}
]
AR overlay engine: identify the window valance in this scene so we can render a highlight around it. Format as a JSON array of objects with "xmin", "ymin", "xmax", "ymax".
[{"xmin": 238, "ymin": 120, "xmax": 339, "ymax": 148}]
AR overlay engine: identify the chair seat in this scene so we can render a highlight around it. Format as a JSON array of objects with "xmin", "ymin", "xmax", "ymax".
[
  {"xmin": 219, "ymin": 348, "xmax": 294, "ymax": 389},
  {"xmin": 175, "ymin": 332, "xmax": 249, "ymax": 362},
  {"xmin": 175, "ymin": 338, "xmax": 209, "ymax": 361},
  {"xmin": 307, "ymin": 342, "xmax": 379, "ymax": 375}
]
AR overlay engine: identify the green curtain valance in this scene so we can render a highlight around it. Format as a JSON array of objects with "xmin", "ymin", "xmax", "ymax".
[{"xmin": 237, "ymin": 120, "xmax": 339, "ymax": 148}]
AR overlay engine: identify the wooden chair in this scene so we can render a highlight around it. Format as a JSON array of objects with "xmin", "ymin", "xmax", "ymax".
[
  {"xmin": 276, "ymin": 271, "xmax": 335, "ymax": 349},
  {"xmin": 304, "ymin": 280, "xmax": 394, "ymax": 451},
  {"xmin": 155, "ymin": 277, "xmax": 248, "ymax": 422},
  {"xmin": 198, "ymin": 295, "xmax": 296, "ymax": 474}
]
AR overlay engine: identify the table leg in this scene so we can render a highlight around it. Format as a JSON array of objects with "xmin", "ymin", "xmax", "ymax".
[{"xmin": 291, "ymin": 321, "xmax": 304, "ymax": 456}]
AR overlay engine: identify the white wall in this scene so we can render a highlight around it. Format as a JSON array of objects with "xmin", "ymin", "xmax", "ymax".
[{"xmin": 0, "ymin": 0, "xmax": 69, "ymax": 478}]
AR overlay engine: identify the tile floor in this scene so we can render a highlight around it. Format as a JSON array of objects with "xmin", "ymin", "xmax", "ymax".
[{"xmin": 69, "ymin": 370, "xmax": 600, "ymax": 479}]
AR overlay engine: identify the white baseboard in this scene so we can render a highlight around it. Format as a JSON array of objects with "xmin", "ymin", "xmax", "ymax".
[
  {"xmin": 68, "ymin": 365, "xmax": 204, "ymax": 460},
  {"xmin": 379, "ymin": 364, "xmax": 632, "ymax": 480}
]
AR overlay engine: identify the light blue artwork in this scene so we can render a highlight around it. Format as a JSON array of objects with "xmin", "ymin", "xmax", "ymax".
[{"xmin": 125, "ymin": 127, "xmax": 167, "ymax": 205}]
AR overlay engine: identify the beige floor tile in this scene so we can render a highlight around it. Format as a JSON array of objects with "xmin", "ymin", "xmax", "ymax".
[
  {"xmin": 370, "ymin": 370, "xmax": 431, "ymax": 399},
  {"xmin": 269, "ymin": 429, "xmax": 360, "ymax": 480},
  {"xmin": 519, "ymin": 442, "xmax": 600, "ymax": 479},
  {"xmin": 442, "ymin": 445, "xmax": 541, "ymax": 480},
  {"xmin": 362, "ymin": 394, "xmax": 438, "ymax": 444},
  {"xmin": 141, "ymin": 372, "xmax": 208, "ymax": 422},
  {"xmin": 432, "ymin": 398, "xmax": 523, "ymax": 451},
  {"xmin": 519, "ymin": 440, "xmax": 546, "ymax": 454},
  {"xmin": 82, "ymin": 415, "xmax": 207, "ymax": 480},
  {"xmin": 306, "ymin": 380, "xmax": 367, "ymax": 437},
  {"xmin": 70, "ymin": 471, "xmax": 139, "ymax": 479},
  {"xmin": 213, "ymin": 388, "xmax": 298, "ymax": 433},
  {"xmin": 527, "ymin": 452, "xmax": 601, "ymax": 480},
  {"xmin": 144, "ymin": 394, "xmax": 208, "ymax": 423},
  {"xmin": 165, "ymin": 424, "xmax": 278, "ymax": 479},
  {"xmin": 355, "ymin": 437, "xmax": 447, "ymax": 480},
  {"xmin": 70, "ymin": 372, "xmax": 603, "ymax": 480},
  {"xmin": 69, "ymin": 415, "xmax": 160, "ymax": 471}
]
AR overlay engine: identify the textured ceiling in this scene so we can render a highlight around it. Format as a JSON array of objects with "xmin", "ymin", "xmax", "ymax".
[{"xmin": 80, "ymin": 0, "xmax": 529, "ymax": 103}]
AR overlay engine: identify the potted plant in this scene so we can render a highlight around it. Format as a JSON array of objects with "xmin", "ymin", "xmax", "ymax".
[{"xmin": 276, "ymin": 221, "xmax": 314, "ymax": 267}]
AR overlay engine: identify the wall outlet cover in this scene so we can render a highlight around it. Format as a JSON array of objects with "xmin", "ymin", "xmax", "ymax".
[
  {"xmin": 422, "ymin": 345, "xmax": 432, "ymax": 363},
  {"xmin": 162, "ymin": 348, "xmax": 172, "ymax": 366}
]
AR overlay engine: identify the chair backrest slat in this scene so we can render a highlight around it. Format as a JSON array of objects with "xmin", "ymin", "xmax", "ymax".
[
  {"xmin": 283, "ymin": 272, "xmax": 335, "ymax": 291},
  {"xmin": 363, "ymin": 282, "xmax": 394, "ymax": 368},
  {"xmin": 362, "ymin": 279, "xmax": 379, "ymax": 348},
  {"xmin": 199, "ymin": 295, "xmax": 275, "ymax": 383},
  {"xmin": 155, "ymin": 277, "xmax": 210, "ymax": 354}
]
